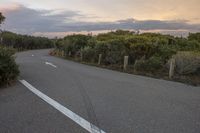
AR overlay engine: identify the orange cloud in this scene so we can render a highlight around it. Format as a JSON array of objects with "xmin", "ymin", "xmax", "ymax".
[{"xmin": 0, "ymin": 3, "xmax": 21, "ymax": 13}]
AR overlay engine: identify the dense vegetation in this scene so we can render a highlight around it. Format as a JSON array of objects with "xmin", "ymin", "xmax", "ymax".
[
  {"xmin": 0, "ymin": 12, "xmax": 53, "ymax": 86},
  {"xmin": 53, "ymin": 30, "xmax": 200, "ymax": 85},
  {"xmin": 0, "ymin": 46, "xmax": 19, "ymax": 86},
  {"xmin": 0, "ymin": 13, "xmax": 18, "ymax": 86}
]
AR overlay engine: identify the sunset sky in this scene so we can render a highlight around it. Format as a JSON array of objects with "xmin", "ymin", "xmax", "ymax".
[{"xmin": 0, "ymin": 0, "xmax": 200, "ymax": 37}]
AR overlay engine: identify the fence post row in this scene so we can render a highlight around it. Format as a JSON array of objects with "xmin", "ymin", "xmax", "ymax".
[{"xmin": 56, "ymin": 51, "xmax": 178, "ymax": 78}]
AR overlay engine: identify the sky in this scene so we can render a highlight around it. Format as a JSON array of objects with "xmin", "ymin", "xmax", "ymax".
[{"xmin": 0, "ymin": 0, "xmax": 200, "ymax": 37}]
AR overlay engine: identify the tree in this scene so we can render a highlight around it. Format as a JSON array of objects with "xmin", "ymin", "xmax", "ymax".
[
  {"xmin": 0, "ymin": 12, "xmax": 5, "ymax": 25},
  {"xmin": 0, "ymin": 12, "xmax": 5, "ymax": 44}
]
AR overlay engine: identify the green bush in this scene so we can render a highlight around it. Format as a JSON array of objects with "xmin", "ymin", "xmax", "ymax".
[
  {"xmin": 156, "ymin": 45, "xmax": 176, "ymax": 62},
  {"xmin": 55, "ymin": 30, "xmax": 200, "ymax": 77},
  {"xmin": 104, "ymin": 39, "xmax": 127, "ymax": 65},
  {"xmin": 81, "ymin": 46, "xmax": 96, "ymax": 62},
  {"xmin": 127, "ymin": 36, "xmax": 157, "ymax": 60},
  {"xmin": 0, "ymin": 46, "xmax": 19, "ymax": 86},
  {"xmin": 60, "ymin": 34, "xmax": 92, "ymax": 56},
  {"xmin": 134, "ymin": 56, "xmax": 163, "ymax": 73}
]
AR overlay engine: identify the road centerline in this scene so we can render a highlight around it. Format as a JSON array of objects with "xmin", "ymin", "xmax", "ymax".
[
  {"xmin": 45, "ymin": 61, "xmax": 57, "ymax": 68},
  {"xmin": 19, "ymin": 79, "xmax": 106, "ymax": 133}
]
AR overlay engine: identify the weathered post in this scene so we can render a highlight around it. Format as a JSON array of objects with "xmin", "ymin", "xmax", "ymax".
[
  {"xmin": 169, "ymin": 58, "xmax": 175, "ymax": 79},
  {"xmin": 56, "ymin": 49, "xmax": 59, "ymax": 56},
  {"xmin": 123, "ymin": 56, "xmax": 129, "ymax": 71},
  {"xmin": 59, "ymin": 50, "xmax": 61, "ymax": 56},
  {"xmin": 80, "ymin": 52, "xmax": 83, "ymax": 62},
  {"xmin": 69, "ymin": 51, "xmax": 71, "ymax": 57},
  {"xmin": 98, "ymin": 54, "xmax": 102, "ymax": 65},
  {"xmin": 133, "ymin": 60, "xmax": 138, "ymax": 73},
  {"xmin": 61, "ymin": 50, "xmax": 64, "ymax": 57}
]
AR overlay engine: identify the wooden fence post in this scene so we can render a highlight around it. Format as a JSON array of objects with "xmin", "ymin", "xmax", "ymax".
[
  {"xmin": 61, "ymin": 51, "xmax": 64, "ymax": 57},
  {"xmin": 123, "ymin": 56, "xmax": 129, "ymax": 71},
  {"xmin": 56, "ymin": 49, "xmax": 59, "ymax": 56},
  {"xmin": 98, "ymin": 54, "xmax": 102, "ymax": 65},
  {"xmin": 133, "ymin": 60, "xmax": 138, "ymax": 73},
  {"xmin": 80, "ymin": 52, "xmax": 83, "ymax": 62},
  {"xmin": 68, "ymin": 51, "xmax": 71, "ymax": 57},
  {"xmin": 169, "ymin": 58, "xmax": 175, "ymax": 79}
]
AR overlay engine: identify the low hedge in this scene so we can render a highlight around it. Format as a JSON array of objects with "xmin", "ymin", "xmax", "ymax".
[{"xmin": 0, "ymin": 46, "xmax": 19, "ymax": 86}]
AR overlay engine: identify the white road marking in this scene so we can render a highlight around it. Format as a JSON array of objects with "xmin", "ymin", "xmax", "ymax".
[
  {"xmin": 45, "ymin": 62, "xmax": 57, "ymax": 68},
  {"xmin": 32, "ymin": 54, "xmax": 34, "ymax": 57},
  {"xmin": 19, "ymin": 80, "xmax": 106, "ymax": 133}
]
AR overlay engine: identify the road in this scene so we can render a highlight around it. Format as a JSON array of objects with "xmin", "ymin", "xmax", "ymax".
[{"xmin": 1, "ymin": 49, "xmax": 200, "ymax": 133}]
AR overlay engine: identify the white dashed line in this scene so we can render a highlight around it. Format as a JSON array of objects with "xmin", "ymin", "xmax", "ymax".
[
  {"xmin": 45, "ymin": 62, "xmax": 57, "ymax": 68},
  {"xmin": 19, "ymin": 80, "xmax": 106, "ymax": 133}
]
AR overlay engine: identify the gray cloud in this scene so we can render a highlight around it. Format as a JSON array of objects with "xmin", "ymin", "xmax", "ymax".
[
  {"xmin": 1, "ymin": 5, "xmax": 200, "ymax": 36},
  {"xmin": 2, "ymin": 5, "xmax": 84, "ymax": 33}
]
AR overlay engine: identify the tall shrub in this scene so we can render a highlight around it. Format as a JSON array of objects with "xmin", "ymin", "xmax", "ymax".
[{"xmin": 0, "ymin": 47, "xmax": 19, "ymax": 86}]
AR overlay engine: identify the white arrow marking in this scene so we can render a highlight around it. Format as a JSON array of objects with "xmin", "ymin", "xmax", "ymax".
[{"xmin": 45, "ymin": 62, "xmax": 57, "ymax": 68}]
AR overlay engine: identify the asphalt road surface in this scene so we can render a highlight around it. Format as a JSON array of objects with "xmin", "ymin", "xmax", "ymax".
[{"xmin": 1, "ymin": 49, "xmax": 200, "ymax": 133}]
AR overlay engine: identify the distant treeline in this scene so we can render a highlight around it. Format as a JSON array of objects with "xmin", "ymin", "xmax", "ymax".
[{"xmin": 0, "ymin": 31, "xmax": 54, "ymax": 50}]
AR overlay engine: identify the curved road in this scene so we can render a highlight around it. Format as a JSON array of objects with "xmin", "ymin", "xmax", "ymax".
[{"xmin": 1, "ymin": 49, "xmax": 200, "ymax": 133}]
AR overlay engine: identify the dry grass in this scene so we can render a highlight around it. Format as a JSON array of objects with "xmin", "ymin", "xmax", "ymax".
[{"xmin": 174, "ymin": 51, "xmax": 200, "ymax": 75}]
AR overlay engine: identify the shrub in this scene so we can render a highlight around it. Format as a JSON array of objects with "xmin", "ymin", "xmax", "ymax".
[
  {"xmin": 0, "ymin": 46, "xmax": 19, "ymax": 86},
  {"xmin": 127, "ymin": 36, "xmax": 157, "ymax": 60},
  {"xmin": 156, "ymin": 45, "xmax": 176, "ymax": 62},
  {"xmin": 61, "ymin": 34, "xmax": 92, "ymax": 56},
  {"xmin": 174, "ymin": 51, "xmax": 200, "ymax": 75},
  {"xmin": 134, "ymin": 56, "xmax": 163, "ymax": 73},
  {"xmin": 104, "ymin": 39, "xmax": 127, "ymax": 65},
  {"xmin": 81, "ymin": 46, "xmax": 96, "ymax": 62},
  {"xmin": 94, "ymin": 41, "xmax": 108, "ymax": 64}
]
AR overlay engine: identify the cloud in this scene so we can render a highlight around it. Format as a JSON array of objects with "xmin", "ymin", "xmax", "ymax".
[
  {"xmin": 1, "ymin": 4, "xmax": 85, "ymax": 33},
  {"xmin": 1, "ymin": 4, "xmax": 200, "ymax": 37}
]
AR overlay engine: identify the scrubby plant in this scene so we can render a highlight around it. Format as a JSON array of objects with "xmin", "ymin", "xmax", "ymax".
[
  {"xmin": 61, "ymin": 34, "xmax": 92, "ymax": 56},
  {"xmin": 54, "ymin": 30, "xmax": 200, "ymax": 79},
  {"xmin": 0, "ymin": 46, "xmax": 19, "ymax": 86},
  {"xmin": 174, "ymin": 51, "xmax": 200, "ymax": 75},
  {"xmin": 134, "ymin": 56, "xmax": 163, "ymax": 73},
  {"xmin": 81, "ymin": 46, "xmax": 96, "ymax": 62},
  {"xmin": 104, "ymin": 39, "xmax": 127, "ymax": 65}
]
